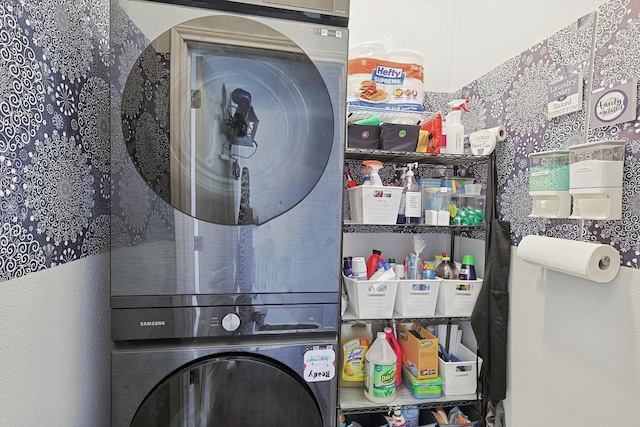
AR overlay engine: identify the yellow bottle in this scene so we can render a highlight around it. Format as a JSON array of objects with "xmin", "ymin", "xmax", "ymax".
[{"xmin": 339, "ymin": 323, "xmax": 373, "ymax": 388}]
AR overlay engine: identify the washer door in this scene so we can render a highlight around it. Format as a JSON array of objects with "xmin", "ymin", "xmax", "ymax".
[{"xmin": 131, "ymin": 354, "xmax": 323, "ymax": 426}]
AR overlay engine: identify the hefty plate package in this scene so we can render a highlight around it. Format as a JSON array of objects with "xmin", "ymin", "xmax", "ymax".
[{"xmin": 348, "ymin": 48, "xmax": 425, "ymax": 112}]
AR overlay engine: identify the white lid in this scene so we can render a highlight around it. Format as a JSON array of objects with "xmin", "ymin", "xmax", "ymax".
[{"xmin": 349, "ymin": 42, "xmax": 386, "ymax": 59}]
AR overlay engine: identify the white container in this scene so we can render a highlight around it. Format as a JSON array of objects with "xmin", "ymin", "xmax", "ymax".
[
  {"xmin": 435, "ymin": 278, "xmax": 482, "ymax": 317},
  {"xmin": 343, "ymin": 274, "xmax": 398, "ymax": 319},
  {"xmin": 569, "ymin": 140, "xmax": 624, "ymax": 189},
  {"xmin": 394, "ymin": 279, "xmax": 440, "ymax": 317},
  {"xmin": 348, "ymin": 185, "xmax": 403, "ymax": 224},
  {"xmin": 364, "ymin": 332, "xmax": 397, "ymax": 403},
  {"xmin": 438, "ymin": 344, "xmax": 483, "ymax": 395}
]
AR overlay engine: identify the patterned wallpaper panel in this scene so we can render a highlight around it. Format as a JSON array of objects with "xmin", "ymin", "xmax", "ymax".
[
  {"xmin": 426, "ymin": 1, "xmax": 640, "ymax": 269},
  {"xmin": 2, "ymin": 0, "xmax": 640, "ymax": 283},
  {"xmin": 0, "ymin": 0, "xmax": 110, "ymax": 282}
]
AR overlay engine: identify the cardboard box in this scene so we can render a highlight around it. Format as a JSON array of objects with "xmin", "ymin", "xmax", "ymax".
[{"xmin": 397, "ymin": 322, "xmax": 438, "ymax": 379}]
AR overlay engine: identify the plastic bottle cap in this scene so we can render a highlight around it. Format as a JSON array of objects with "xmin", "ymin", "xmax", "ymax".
[{"xmin": 461, "ymin": 254, "xmax": 475, "ymax": 265}]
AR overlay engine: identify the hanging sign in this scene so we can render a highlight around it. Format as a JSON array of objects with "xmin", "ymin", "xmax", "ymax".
[
  {"xmin": 303, "ymin": 346, "xmax": 336, "ymax": 382},
  {"xmin": 547, "ymin": 73, "xmax": 583, "ymax": 119},
  {"xmin": 589, "ymin": 78, "xmax": 638, "ymax": 128}
]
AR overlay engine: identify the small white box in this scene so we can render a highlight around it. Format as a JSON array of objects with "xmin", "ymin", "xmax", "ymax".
[
  {"xmin": 435, "ymin": 278, "xmax": 482, "ymax": 317},
  {"xmin": 343, "ymin": 274, "xmax": 398, "ymax": 319},
  {"xmin": 394, "ymin": 279, "xmax": 440, "ymax": 317},
  {"xmin": 348, "ymin": 185, "xmax": 403, "ymax": 224},
  {"xmin": 439, "ymin": 344, "xmax": 483, "ymax": 396}
]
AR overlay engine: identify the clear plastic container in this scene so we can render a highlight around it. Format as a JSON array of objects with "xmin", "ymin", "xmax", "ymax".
[{"xmin": 529, "ymin": 150, "xmax": 570, "ymax": 191}]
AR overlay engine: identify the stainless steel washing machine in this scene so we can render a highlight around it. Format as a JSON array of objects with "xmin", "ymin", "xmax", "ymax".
[{"xmin": 112, "ymin": 303, "xmax": 338, "ymax": 426}]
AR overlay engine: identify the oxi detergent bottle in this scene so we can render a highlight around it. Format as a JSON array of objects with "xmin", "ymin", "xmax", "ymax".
[
  {"xmin": 364, "ymin": 332, "xmax": 397, "ymax": 403},
  {"xmin": 384, "ymin": 327, "xmax": 403, "ymax": 386}
]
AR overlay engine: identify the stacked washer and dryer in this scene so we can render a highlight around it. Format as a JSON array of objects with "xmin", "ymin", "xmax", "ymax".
[{"xmin": 110, "ymin": 0, "xmax": 349, "ymax": 425}]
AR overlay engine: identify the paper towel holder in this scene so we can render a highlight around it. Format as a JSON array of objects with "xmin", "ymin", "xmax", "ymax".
[{"xmin": 517, "ymin": 235, "xmax": 621, "ymax": 283}]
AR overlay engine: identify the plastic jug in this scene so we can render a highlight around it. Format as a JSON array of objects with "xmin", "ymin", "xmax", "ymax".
[
  {"xmin": 364, "ymin": 332, "xmax": 397, "ymax": 403},
  {"xmin": 435, "ymin": 253, "xmax": 459, "ymax": 279},
  {"xmin": 384, "ymin": 327, "xmax": 403, "ymax": 386},
  {"xmin": 340, "ymin": 324, "xmax": 373, "ymax": 388}
]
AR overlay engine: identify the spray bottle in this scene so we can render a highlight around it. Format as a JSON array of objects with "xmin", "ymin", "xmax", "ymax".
[
  {"xmin": 386, "ymin": 406, "xmax": 407, "ymax": 427},
  {"xmin": 362, "ymin": 160, "xmax": 384, "ymax": 186},
  {"xmin": 403, "ymin": 162, "xmax": 421, "ymax": 224},
  {"xmin": 445, "ymin": 99, "xmax": 470, "ymax": 155}
]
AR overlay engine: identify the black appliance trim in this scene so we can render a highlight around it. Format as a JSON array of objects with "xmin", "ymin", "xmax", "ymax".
[{"xmin": 142, "ymin": 0, "xmax": 349, "ymax": 27}]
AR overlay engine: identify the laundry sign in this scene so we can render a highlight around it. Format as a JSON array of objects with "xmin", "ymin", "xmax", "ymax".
[
  {"xmin": 547, "ymin": 74, "xmax": 583, "ymax": 119},
  {"xmin": 589, "ymin": 78, "xmax": 638, "ymax": 128}
]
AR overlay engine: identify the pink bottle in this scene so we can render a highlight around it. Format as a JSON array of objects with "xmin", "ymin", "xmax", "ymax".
[{"xmin": 384, "ymin": 327, "xmax": 403, "ymax": 386}]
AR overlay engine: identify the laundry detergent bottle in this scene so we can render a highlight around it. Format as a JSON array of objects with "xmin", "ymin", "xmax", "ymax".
[
  {"xmin": 364, "ymin": 332, "xmax": 397, "ymax": 403},
  {"xmin": 384, "ymin": 327, "xmax": 403, "ymax": 386},
  {"xmin": 340, "ymin": 324, "xmax": 373, "ymax": 388}
]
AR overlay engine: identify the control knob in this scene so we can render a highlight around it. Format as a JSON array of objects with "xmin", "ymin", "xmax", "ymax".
[{"xmin": 221, "ymin": 312, "xmax": 241, "ymax": 332}]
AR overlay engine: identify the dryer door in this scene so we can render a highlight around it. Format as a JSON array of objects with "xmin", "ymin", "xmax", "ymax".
[{"xmin": 131, "ymin": 354, "xmax": 323, "ymax": 426}]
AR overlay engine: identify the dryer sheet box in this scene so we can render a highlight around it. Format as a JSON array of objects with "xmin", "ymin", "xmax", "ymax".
[{"xmin": 397, "ymin": 322, "xmax": 439, "ymax": 380}]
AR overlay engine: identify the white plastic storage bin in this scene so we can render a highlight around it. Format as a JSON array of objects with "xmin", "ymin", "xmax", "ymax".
[
  {"xmin": 439, "ymin": 344, "xmax": 482, "ymax": 396},
  {"xmin": 348, "ymin": 185, "xmax": 403, "ymax": 224},
  {"xmin": 394, "ymin": 279, "xmax": 440, "ymax": 317},
  {"xmin": 343, "ymin": 274, "xmax": 398, "ymax": 319},
  {"xmin": 435, "ymin": 278, "xmax": 482, "ymax": 317}
]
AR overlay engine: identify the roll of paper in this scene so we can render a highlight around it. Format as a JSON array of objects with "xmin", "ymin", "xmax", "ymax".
[
  {"xmin": 516, "ymin": 235, "xmax": 620, "ymax": 283},
  {"xmin": 488, "ymin": 125, "xmax": 507, "ymax": 142}
]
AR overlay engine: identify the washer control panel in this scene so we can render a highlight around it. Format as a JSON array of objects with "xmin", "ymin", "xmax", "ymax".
[{"xmin": 111, "ymin": 303, "xmax": 338, "ymax": 341}]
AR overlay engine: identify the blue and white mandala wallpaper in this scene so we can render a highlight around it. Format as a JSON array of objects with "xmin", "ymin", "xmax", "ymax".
[{"xmin": 2, "ymin": 0, "xmax": 640, "ymax": 282}]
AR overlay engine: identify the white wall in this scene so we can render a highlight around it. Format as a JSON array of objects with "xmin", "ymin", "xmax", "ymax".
[
  {"xmin": 508, "ymin": 251, "xmax": 640, "ymax": 425},
  {"xmin": 0, "ymin": 254, "xmax": 111, "ymax": 427},
  {"xmin": 349, "ymin": 0, "xmax": 605, "ymax": 92}
]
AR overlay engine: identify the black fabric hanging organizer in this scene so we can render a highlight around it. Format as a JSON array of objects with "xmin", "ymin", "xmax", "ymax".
[{"xmin": 470, "ymin": 151, "xmax": 511, "ymax": 408}]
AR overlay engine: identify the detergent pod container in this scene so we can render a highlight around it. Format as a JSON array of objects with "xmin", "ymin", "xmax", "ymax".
[{"xmin": 444, "ymin": 99, "xmax": 469, "ymax": 155}]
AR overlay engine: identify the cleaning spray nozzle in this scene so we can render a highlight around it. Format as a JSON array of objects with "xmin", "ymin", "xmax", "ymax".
[
  {"xmin": 448, "ymin": 98, "xmax": 470, "ymax": 112},
  {"xmin": 362, "ymin": 160, "xmax": 384, "ymax": 186}
]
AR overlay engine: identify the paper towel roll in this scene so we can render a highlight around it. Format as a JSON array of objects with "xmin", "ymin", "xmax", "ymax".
[
  {"xmin": 488, "ymin": 125, "xmax": 507, "ymax": 142},
  {"xmin": 516, "ymin": 235, "xmax": 620, "ymax": 283}
]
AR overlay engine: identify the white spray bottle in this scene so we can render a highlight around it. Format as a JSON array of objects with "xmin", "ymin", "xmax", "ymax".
[
  {"xmin": 445, "ymin": 99, "xmax": 470, "ymax": 155},
  {"xmin": 362, "ymin": 160, "xmax": 384, "ymax": 186}
]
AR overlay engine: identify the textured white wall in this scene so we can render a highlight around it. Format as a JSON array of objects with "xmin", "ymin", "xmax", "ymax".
[
  {"xmin": 508, "ymin": 250, "xmax": 640, "ymax": 426},
  {"xmin": 0, "ymin": 254, "xmax": 111, "ymax": 427},
  {"xmin": 349, "ymin": 0, "xmax": 605, "ymax": 92}
]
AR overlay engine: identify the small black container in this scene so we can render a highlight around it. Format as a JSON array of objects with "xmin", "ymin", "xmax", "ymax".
[
  {"xmin": 380, "ymin": 123, "xmax": 420, "ymax": 151},
  {"xmin": 347, "ymin": 124, "xmax": 381, "ymax": 149}
]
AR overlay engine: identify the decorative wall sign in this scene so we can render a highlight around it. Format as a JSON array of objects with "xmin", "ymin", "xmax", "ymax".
[
  {"xmin": 547, "ymin": 73, "xmax": 583, "ymax": 119},
  {"xmin": 589, "ymin": 79, "xmax": 638, "ymax": 128}
]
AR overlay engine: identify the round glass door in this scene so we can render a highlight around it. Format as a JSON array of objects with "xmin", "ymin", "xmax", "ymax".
[
  {"xmin": 131, "ymin": 354, "xmax": 323, "ymax": 426},
  {"xmin": 121, "ymin": 15, "xmax": 334, "ymax": 226}
]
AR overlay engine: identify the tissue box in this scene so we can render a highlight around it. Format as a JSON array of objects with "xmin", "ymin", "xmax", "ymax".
[{"xmin": 397, "ymin": 322, "xmax": 439, "ymax": 379}]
